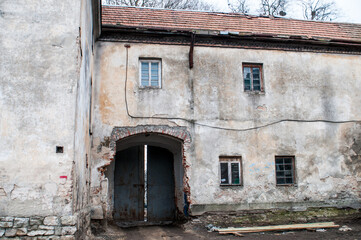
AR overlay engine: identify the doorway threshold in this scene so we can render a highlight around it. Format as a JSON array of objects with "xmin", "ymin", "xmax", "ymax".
[{"xmin": 114, "ymin": 220, "xmax": 174, "ymax": 228}]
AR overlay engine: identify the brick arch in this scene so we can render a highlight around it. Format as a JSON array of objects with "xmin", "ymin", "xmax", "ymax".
[
  {"xmin": 109, "ymin": 125, "xmax": 192, "ymax": 202},
  {"xmin": 109, "ymin": 125, "xmax": 191, "ymax": 153}
]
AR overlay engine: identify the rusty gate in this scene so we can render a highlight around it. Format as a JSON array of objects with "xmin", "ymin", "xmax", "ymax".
[{"xmin": 114, "ymin": 145, "xmax": 175, "ymax": 223}]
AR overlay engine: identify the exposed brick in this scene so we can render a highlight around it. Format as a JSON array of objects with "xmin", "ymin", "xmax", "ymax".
[
  {"xmin": 14, "ymin": 217, "xmax": 29, "ymax": 228},
  {"xmin": 44, "ymin": 216, "xmax": 59, "ymax": 226}
]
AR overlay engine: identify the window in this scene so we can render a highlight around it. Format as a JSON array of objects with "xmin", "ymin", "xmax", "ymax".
[
  {"xmin": 243, "ymin": 63, "xmax": 263, "ymax": 91},
  {"xmin": 275, "ymin": 156, "xmax": 295, "ymax": 185},
  {"xmin": 140, "ymin": 59, "xmax": 161, "ymax": 88},
  {"xmin": 219, "ymin": 156, "xmax": 242, "ymax": 186}
]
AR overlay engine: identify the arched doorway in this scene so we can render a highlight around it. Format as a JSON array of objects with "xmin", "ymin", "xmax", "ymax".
[{"xmin": 109, "ymin": 131, "xmax": 186, "ymax": 225}]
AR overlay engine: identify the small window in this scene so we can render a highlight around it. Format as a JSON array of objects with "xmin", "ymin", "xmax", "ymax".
[
  {"xmin": 275, "ymin": 156, "xmax": 295, "ymax": 185},
  {"xmin": 243, "ymin": 63, "xmax": 263, "ymax": 92},
  {"xmin": 140, "ymin": 59, "xmax": 161, "ymax": 88},
  {"xmin": 219, "ymin": 156, "xmax": 242, "ymax": 186}
]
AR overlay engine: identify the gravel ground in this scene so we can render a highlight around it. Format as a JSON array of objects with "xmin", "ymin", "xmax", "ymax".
[{"xmin": 91, "ymin": 218, "xmax": 361, "ymax": 240}]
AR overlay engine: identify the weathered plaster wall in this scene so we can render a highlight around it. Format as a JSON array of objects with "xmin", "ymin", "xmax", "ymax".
[
  {"xmin": 71, "ymin": 0, "xmax": 99, "ymax": 237},
  {"xmin": 0, "ymin": 0, "xmax": 98, "ymax": 238},
  {"xmin": 92, "ymin": 41, "xmax": 361, "ymax": 217},
  {"xmin": 0, "ymin": 0, "xmax": 81, "ymax": 217}
]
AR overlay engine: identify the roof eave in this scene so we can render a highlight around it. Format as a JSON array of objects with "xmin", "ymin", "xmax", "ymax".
[{"xmin": 102, "ymin": 24, "xmax": 361, "ymax": 47}]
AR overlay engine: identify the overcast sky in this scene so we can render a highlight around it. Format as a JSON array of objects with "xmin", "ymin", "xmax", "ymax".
[{"xmin": 208, "ymin": 0, "xmax": 361, "ymax": 24}]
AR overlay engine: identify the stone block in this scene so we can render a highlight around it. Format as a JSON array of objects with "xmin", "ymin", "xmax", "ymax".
[
  {"xmin": 39, "ymin": 225, "xmax": 55, "ymax": 230},
  {"xmin": 61, "ymin": 216, "xmax": 76, "ymax": 226},
  {"xmin": 0, "ymin": 217, "xmax": 14, "ymax": 222},
  {"xmin": 14, "ymin": 217, "xmax": 29, "ymax": 227},
  {"xmin": 27, "ymin": 230, "xmax": 47, "ymax": 236},
  {"xmin": 60, "ymin": 236, "xmax": 76, "ymax": 240},
  {"xmin": 0, "ymin": 228, "xmax": 4, "ymax": 237},
  {"xmin": 61, "ymin": 226, "xmax": 77, "ymax": 235},
  {"xmin": 29, "ymin": 224, "xmax": 39, "ymax": 230},
  {"xmin": 30, "ymin": 217, "xmax": 43, "ymax": 225},
  {"xmin": 44, "ymin": 216, "xmax": 59, "ymax": 226},
  {"xmin": 91, "ymin": 205, "xmax": 104, "ymax": 220},
  {"xmin": 16, "ymin": 228, "xmax": 28, "ymax": 236},
  {"xmin": 44, "ymin": 230, "xmax": 55, "ymax": 235},
  {"xmin": 54, "ymin": 226, "xmax": 62, "ymax": 235},
  {"xmin": 0, "ymin": 221, "xmax": 13, "ymax": 228},
  {"xmin": 5, "ymin": 228, "xmax": 17, "ymax": 237},
  {"xmin": 49, "ymin": 237, "xmax": 61, "ymax": 240}
]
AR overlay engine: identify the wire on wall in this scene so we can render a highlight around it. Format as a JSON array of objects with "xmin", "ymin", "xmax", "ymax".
[{"xmin": 124, "ymin": 45, "xmax": 361, "ymax": 132}]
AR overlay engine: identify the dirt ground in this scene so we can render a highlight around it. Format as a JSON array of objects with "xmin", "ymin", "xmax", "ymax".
[{"xmin": 91, "ymin": 218, "xmax": 361, "ymax": 240}]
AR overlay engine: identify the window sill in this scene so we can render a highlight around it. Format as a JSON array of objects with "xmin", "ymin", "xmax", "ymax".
[
  {"xmin": 139, "ymin": 86, "xmax": 161, "ymax": 90},
  {"xmin": 220, "ymin": 184, "xmax": 243, "ymax": 187},
  {"xmin": 276, "ymin": 184, "xmax": 297, "ymax": 187},
  {"xmin": 244, "ymin": 90, "xmax": 265, "ymax": 95}
]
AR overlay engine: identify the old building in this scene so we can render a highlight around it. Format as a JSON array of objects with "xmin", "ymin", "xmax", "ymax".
[
  {"xmin": 93, "ymin": 6, "xmax": 361, "ymax": 224},
  {"xmin": 1, "ymin": 1, "xmax": 361, "ymax": 238},
  {"xmin": 0, "ymin": 0, "xmax": 100, "ymax": 238}
]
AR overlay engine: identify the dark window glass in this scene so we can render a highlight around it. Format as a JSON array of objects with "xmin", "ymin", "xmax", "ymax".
[
  {"xmin": 220, "ymin": 163, "xmax": 229, "ymax": 184},
  {"xmin": 275, "ymin": 156, "xmax": 295, "ymax": 185},
  {"xmin": 243, "ymin": 64, "xmax": 263, "ymax": 91},
  {"xmin": 243, "ymin": 67, "xmax": 251, "ymax": 91},
  {"xmin": 231, "ymin": 163, "xmax": 240, "ymax": 184}
]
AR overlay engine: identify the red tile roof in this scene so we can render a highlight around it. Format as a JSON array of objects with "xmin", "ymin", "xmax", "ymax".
[{"xmin": 102, "ymin": 6, "xmax": 361, "ymax": 43}]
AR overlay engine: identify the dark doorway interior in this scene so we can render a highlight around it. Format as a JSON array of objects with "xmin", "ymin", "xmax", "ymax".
[{"xmin": 114, "ymin": 145, "xmax": 176, "ymax": 225}]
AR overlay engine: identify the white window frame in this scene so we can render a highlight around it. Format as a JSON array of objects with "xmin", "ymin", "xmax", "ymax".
[
  {"xmin": 139, "ymin": 59, "xmax": 162, "ymax": 88},
  {"xmin": 219, "ymin": 156, "xmax": 242, "ymax": 186}
]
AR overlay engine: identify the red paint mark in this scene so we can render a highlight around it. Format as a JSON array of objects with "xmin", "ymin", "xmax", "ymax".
[{"xmin": 60, "ymin": 176, "xmax": 67, "ymax": 179}]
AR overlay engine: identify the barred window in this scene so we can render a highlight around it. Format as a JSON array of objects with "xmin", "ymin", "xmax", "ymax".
[{"xmin": 275, "ymin": 156, "xmax": 295, "ymax": 185}]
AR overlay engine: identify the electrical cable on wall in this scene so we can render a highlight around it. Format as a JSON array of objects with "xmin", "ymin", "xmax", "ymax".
[{"xmin": 124, "ymin": 45, "xmax": 361, "ymax": 132}]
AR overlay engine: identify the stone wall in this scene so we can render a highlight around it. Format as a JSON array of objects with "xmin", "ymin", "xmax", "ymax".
[{"xmin": 0, "ymin": 216, "xmax": 77, "ymax": 239}]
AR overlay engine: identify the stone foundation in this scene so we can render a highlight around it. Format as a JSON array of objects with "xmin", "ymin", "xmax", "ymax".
[{"xmin": 0, "ymin": 216, "xmax": 77, "ymax": 239}]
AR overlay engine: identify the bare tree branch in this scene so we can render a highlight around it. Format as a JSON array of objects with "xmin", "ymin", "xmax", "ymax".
[
  {"xmin": 299, "ymin": 0, "xmax": 338, "ymax": 21},
  {"xmin": 258, "ymin": 0, "xmax": 288, "ymax": 16},
  {"xmin": 227, "ymin": 0, "xmax": 250, "ymax": 14},
  {"xmin": 103, "ymin": 0, "xmax": 216, "ymax": 11}
]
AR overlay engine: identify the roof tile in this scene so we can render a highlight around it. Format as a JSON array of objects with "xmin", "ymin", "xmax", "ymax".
[{"xmin": 102, "ymin": 6, "xmax": 361, "ymax": 42}]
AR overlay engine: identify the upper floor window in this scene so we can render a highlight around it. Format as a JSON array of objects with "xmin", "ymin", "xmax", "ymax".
[
  {"xmin": 220, "ymin": 156, "xmax": 242, "ymax": 186},
  {"xmin": 243, "ymin": 63, "xmax": 263, "ymax": 92},
  {"xmin": 275, "ymin": 156, "xmax": 295, "ymax": 185},
  {"xmin": 140, "ymin": 59, "xmax": 161, "ymax": 88}
]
